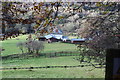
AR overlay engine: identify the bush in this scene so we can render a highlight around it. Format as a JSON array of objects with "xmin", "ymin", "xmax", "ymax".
[{"xmin": 77, "ymin": 45, "xmax": 106, "ymax": 67}]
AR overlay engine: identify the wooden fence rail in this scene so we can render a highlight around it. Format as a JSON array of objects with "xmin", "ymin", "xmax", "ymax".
[
  {"xmin": 2, "ymin": 51, "xmax": 80, "ymax": 60},
  {"xmin": 1, "ymin": 64, "xmax": 105, "ymax": 70}
]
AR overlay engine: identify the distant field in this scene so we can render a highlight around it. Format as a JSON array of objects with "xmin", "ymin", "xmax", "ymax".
[
  {"xmin": 1, "ymin": 34, "xmax": 30, "ymax": 56},
  {"xmin": 1, "ymin": 35, "xmax": 78, "ymax": 56},
  {"xmin": 68, "ymin": 36, "xmax": 78, "ymax": 39}
]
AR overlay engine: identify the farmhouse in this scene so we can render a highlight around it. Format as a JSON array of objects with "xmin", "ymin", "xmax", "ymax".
[
  {"xmin": 38, "ymin": 27, "xmax": 85, "ymax": 44},
  {"xmin": 45, "ymin": 33, "xmax": 63, "ymax": 42},
  {"xmin": 39, "ymin": 27, "xmax": 65, "ymax": 42},
  {"xmin": 62, "ymin": 36, "xmax": 71, "ymax": 43}
]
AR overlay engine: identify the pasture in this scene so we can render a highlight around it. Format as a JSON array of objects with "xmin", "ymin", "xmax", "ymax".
[
  {"xmin": 2, "ymin": 56, "xmax": 105, "ymax": 78},
  {"xmin": 1, "ymin": 34, "xmax": 78, "ymax": 56},
  {"xmin": 1, "ymin": 35, "xmax": 105, "ymax": 78}
]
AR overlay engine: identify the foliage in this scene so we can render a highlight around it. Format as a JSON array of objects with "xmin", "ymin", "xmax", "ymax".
[
  {"xmin": 77, "ymin": 45, "xmax": 106, "ymax": 67},
  {"xmin": 77, "ymin": 2, "xmax": 120, "ymax": 66},
  {"xmin": 1, "ymin": 2, "xmax": 64, "ymax": 38},
  {"xmin": 1, "ymin": 2, "xmax": 120, "ymax": 68}
]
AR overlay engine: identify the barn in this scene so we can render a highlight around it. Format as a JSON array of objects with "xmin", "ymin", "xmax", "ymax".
[
  {"xmin": 71, "ymin": 38, "xmax": 85, "ymax": 44},
  {"xmin": 62, "ymin": 36, "xmax": 71, "ymax": 43},
  {"xmin": 38, "ymin": 36, "xmax": 46, "ymax": 41},
  {"xmin": 45, "ymin": 34, "xmax": 63, "ymax": 42}
]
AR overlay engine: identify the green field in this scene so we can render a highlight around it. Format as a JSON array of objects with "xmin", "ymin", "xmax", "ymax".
[
  {"xmin": 1, "ymin": 35, "xmax": 105, "ymax": 78},
  {"xmin": 2, "ymin": 34, "xmax": 78, "ymax": 56},
  {"xmin": 3, "ymin": 68, "xmax": 105, "ymax": 78},
  {"xmin": 2, "ymin": 56, "xmax": 105, "ymax": 78}
]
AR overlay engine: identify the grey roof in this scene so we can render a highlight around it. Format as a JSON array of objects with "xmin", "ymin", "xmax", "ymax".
[
  {"xmin": 71, "ymin": 38, "xmax": 85, "ymax": 41},
  {"xmin": 45, "ymin": 34, "xmax": 63, "ymax": 39}
]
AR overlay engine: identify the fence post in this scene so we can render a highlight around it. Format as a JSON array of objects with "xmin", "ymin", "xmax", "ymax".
[
  {"xmin": 55, "ymin": 53, "xmax": 57, "ymax": 57},
  {"xmin": 44, "ymin": 53, "xmax": 46, "ymax": 58}
]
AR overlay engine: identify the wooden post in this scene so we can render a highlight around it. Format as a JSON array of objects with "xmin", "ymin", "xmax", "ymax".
[{"xmin": 55, "ymin": 53, "xmax": 57, "ymax": 57}]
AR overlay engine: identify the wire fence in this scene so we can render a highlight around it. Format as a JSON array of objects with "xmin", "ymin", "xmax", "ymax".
[
  {"xmin": 2, "ymin": 51, "xmax": 80, "ymax": 60},
  {"xmin": 1, "ymin": 51, "xmax": 106, "ymax": 71},
  {"xmin": 1, "ymin": 63, "xmax": 105, "ymax": 70}
]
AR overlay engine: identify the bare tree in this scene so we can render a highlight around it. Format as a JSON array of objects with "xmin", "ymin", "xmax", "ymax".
[
  {"xmin": 17, "ymin": 40, "xmax": 44, "ymax": 57},
  {"xmin": 16, "ymin": 42, "xmax": 25, "ymax": 54},
  {"xmin": 24, "ymin": 40, "xmax": 44, "ymax": 56},
  {"xmin": 30, "ymin": 40, "xmax": 44, "ymax": 56}
]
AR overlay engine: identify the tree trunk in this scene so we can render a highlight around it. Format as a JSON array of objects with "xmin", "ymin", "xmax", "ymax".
[
  {"xmin": 20, "ymin": 48, "xmax": 24, "ymax": 54},
  {"xmin": 35, "ymin": 50, "xmax": 39, "ymax": 57},
  {"xmin": 2, "ymin": 21, "xmax": 5, "ymax": 34}
]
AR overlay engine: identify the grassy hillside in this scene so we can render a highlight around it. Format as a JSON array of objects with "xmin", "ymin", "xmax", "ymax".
[
  {"xmin": 2, "ymin": 56, "xmax": 105, "ymax": 78},
  {"xmin": 1, "ymin": 35, "xmax": 78, "ymax": 56},
  {"xmin": 1, "ymin": 35, "xmax": 105, "ymax": 78},
  {"xmin": 3, "ymin": 67, "xmax": 105, "ymax": 78},
  {"xmin": 2, "ymin": 56, "xmax": 79, "ymax": 68}
]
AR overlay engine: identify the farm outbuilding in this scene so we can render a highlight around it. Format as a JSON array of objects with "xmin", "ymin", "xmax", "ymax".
[
  {"xmin": 48, "ymin": 37, "xmax": 60, "ymax": 43},
  {"xmin": 44, "ymin": 34, "xmax": 63, "ymax": 42},
  {"xmin": 71, "ymin": 38, "xmax": 85, "ymax": 44},
  {"xmin": 38, "ymin": 33, "xmax": 86, "ymax": 44},
  {"xmin": 38, "ymin": 36, "xmax": 46, "ymax": 41},
  {"xmin": 62, "ymin": 36, "xmax": 71, "ymax": 43}
]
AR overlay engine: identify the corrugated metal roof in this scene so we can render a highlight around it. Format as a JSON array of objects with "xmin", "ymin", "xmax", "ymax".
[
  {"xmin": 45, "ymin": 34, "xmax": 63, "ymax": 39},
  {"xmin": 71, "ymin": 38, "xmax": 85, "ymax": 41},
  {"xmin": 45, "ymin": 34, "xmax": 53, "ymax": 39}
]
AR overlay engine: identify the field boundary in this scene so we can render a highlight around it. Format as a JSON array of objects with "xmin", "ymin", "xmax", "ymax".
[
  {"xmin": 2, "ymin": 51, "xmax": 80, "ymax": 60},
  {"xmin": 1, "ymin": 64, "xmax": 105, "ymax": 70}
]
